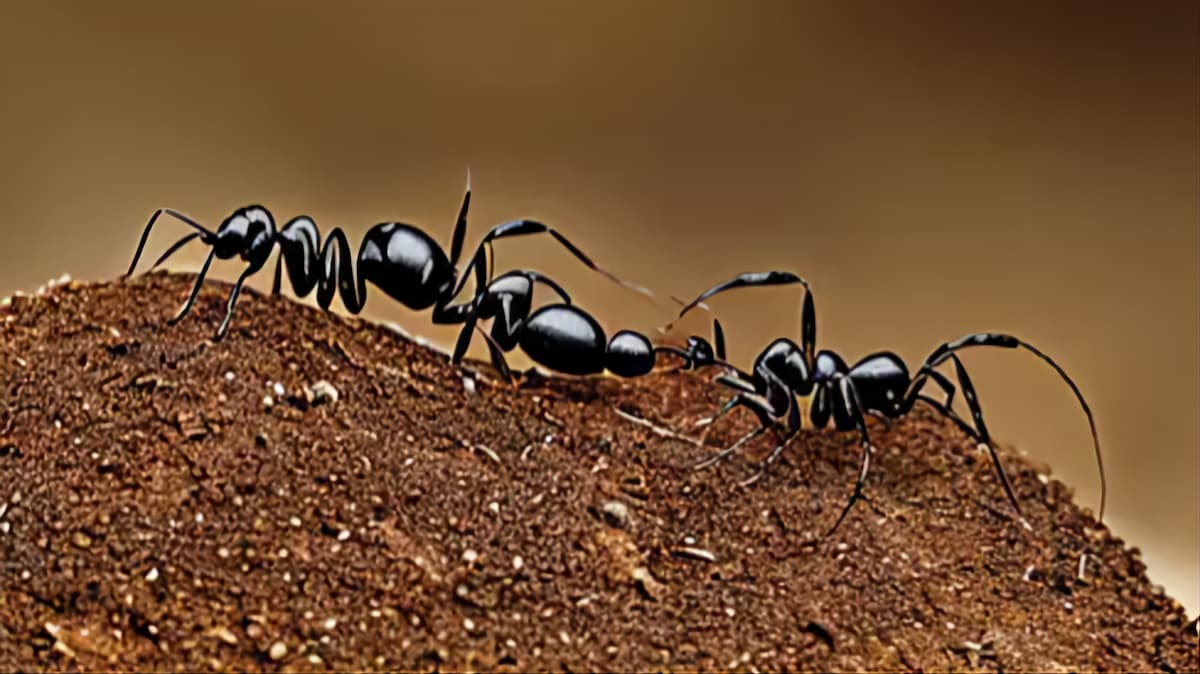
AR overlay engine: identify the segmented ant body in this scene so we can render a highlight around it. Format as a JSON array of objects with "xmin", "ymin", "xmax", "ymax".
[
  {"xmin": 124, "ymin": 177, "xmax": 645, "ymax": 340},
  {"xmin": 671, "ymin": 271, "xmax": 1105, "ymax": 535},
  {"xmin": 448, "ymin": 261, "xmax": 728, "ymax": 382}
]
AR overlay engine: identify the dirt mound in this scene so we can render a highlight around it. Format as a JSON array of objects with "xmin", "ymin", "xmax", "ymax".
[{"xmin": 0, "ymin": 272, "xmax": 1194, "ymax": 671}]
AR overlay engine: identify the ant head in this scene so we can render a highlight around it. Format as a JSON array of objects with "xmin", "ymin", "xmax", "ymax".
[
  {"xmin": 215, "ymin": 206, "xmax": 276, "ymax": 268},
  {"xmin": 683, "ymin": 335, "xmax": 717, "ymax": 367}
]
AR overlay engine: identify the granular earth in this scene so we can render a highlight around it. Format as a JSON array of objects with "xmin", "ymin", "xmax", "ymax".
[{"xmin": 0, "ymin": 272, "xmax": 1195, "ymax": 672}]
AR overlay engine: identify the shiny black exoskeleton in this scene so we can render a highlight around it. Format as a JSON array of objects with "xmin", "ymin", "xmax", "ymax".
[
  {"xmin": 674, "ymin": 271, "xmax": 1106, "ymax": 535},
  {"xmin": 124, "ymin": 176, "xmax": 645, "ymax": 340},
  {"xmin": 447, "ymin": 267, "xmax": 728, "ymax": 382}
]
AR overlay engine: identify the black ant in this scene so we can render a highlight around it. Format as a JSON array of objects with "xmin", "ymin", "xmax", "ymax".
[
  {"xmin": 123, "ymin": 174, "xmax": 650, "ymax": 340},
  {"xmin": 667, "ymin": 271, "xmax": 1105, "ymax": 535},
  {"xmin": 445, "ymin": 252, "xmax": 730, "ymax": 382}
]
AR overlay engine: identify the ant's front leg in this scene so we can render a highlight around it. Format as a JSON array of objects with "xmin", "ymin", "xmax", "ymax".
[{"xmin": 739, "ymin": 393, "xmax": 804, "ymax": 486}]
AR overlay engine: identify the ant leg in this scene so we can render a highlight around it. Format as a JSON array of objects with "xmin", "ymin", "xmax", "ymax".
[
  {"xmin": 914, "ymin": 395, "xmax": 981, "ymax": 448},
  {"xmin": 214, "ymin": 266, "xmax": 257, "ymax": 341},
  {"xmin": 800, "ymin": 287, "xmax": 816, "ymax": 365},
  {"xmin": 125, "ymin": 209, "xmax": 216, "ymax": 277},
  {"xmin": 148, "ymin": 232, "xmax": 204, "ymax": 270},
  {"xmin": 450, "ymin": 219, "xmax": 656, "ymax": 304},
  {"xmin": 913, "ymin": 332, "xmax": 1104, "ymax": 519},
  {"xmin": 167, "ymin": 249, "xmax": 215, "ymax": 326},
  {"xmin": 826, "ymin": 377, "xmax": 874, "ymax": 537},
  {"xmin": 714, "ymin": 372, "xmax": 757, "ymax": 394},
  {"xmin": 692, "ymin": 392, "xmax": 780, "ymax": 470},
  {"xmin": 693, "ymin": 425, "xmax": 766, "ymax": 470},
  {"xmin": 476, "ymin": 323, "xmax": 513, "ymax": 383},
  {"xmin": 672, "ymin": 271, "xmax": 809, "ymax": 322},
  {"xmin": 911, "ymin": 382, "xmax": 1029, "ymax": 529},
  {"xmin": 740, "ymin": 394, "xmax": 804, "ymax": 486},
  {"xmin": 439, "ymin": 268, "xmax": 573, "ymax": 324},
  {"xmin": 271, "ymin": 254, "xmax": 283, "ymax": 295},
  {"xmin": 448, "ymin": 169, "xmax": 471, "ymax": 269},
  {"xmin": 713, "ymin": 319, "xmax": 727, "ymax": 360},
  {"xmin": 452, "ymin": 307, "xmax": 481, "ymax": 364},
  {"xmin": 911, "ymin": 366, "xmax": 958, "ymax": 408},
  {"xmin": 947, "ymin": 354, "xmax": 1029, "ymax": 527},
  {"xmin": 691, "ymin": 374, "xmax": 757, "ymax": 428},
  {"xmin": 432, "ymin": 301, "xmax": 476, "ymax": 326}
]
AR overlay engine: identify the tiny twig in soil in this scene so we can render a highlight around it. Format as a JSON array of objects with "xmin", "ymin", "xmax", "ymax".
[{"xmin": 612, "ymin": 407, "xmax": 702, "ymax": 447}]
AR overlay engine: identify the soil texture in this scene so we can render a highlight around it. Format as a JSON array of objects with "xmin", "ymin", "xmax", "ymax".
[{"xmin": 0, "ymin": 272, "xmax": 1195, "ymax": 671}]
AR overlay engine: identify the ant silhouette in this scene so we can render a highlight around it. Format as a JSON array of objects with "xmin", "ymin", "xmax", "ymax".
[
  {"xmin": 666, "ymin": 271, "xmax": 1105, "ymax": 535},
  {"xmin": 123, "ymin": 174, "xmax": 652, "ymax": 340}
]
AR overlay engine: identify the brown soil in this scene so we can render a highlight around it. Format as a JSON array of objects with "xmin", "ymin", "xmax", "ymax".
[{"xmin": 0, "ymin": 272, "xmax": 1195, "ymax": 672}]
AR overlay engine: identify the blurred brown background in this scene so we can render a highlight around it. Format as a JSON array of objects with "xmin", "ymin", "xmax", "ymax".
[{"xmin": 1, "ymin": 1, "xmax": 1195, "ymax": 613}]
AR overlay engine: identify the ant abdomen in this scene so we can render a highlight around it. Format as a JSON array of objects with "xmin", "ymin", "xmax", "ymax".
[
  {"xmin": 606, "ymin": 330, "xmax": 656, "ymax": 378},
  {"xmin": 357, "ymin": 223, "xmax": 455, "ymax": 311},
  {"xmin": 519, "ymin": 304, "xmax": 607, "ymax": 376}
]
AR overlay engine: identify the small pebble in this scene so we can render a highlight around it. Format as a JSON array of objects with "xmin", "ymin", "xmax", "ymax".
[
  {"xmin": 268, "ymin": 641, "xmax": 287, "ymax": 660},
  {"xmin": 272, "ymin": 382, "xmax": 286, "ymax": 397},
  {"xmin": 145, "ymin": 567, "xmax": 159, "ymax": 582},
  {"xmin": 209, "ymin": 626, "xmax": 238, "ymax": 645},
  {"xmin": 305, "ymin": 380, "xmax": 339, "ymax": 405},
  {"xmin": 224, "ymin": 371, "xmax": 235, "ymax": 382},
  {"xmin": 71, "ymin": 531, "xmax": 92, "ymax": 549},
  {"xmin": 512, "ymin": 555, "xmax": 524, "ymax": 571},
  {"xmin": 323, "ymin": 618, "xmax": 337, "ymax": 631},
  {"xmin": 601, "ymin": 501, "xmax": 630, "ymax": 529}
]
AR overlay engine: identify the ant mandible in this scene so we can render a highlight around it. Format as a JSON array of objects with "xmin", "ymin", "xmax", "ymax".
[
  {"xmin": 666, "ymin": 271, "xmax": 1105, "ymax": 535},
  {"xmin": 123, "ymin": 173, "xmax": 651, "ymax": 340}
]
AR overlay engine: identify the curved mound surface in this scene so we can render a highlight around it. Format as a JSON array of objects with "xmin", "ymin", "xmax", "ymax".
[{"xmin": 0, "ymin": 272, "xmax": 1194, "ymax": 671}]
